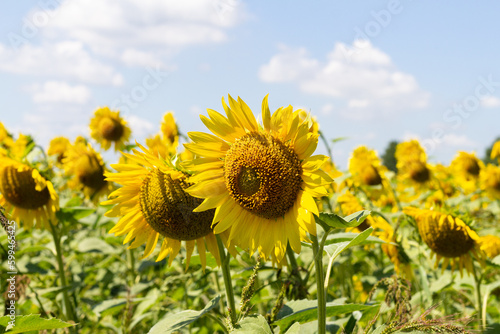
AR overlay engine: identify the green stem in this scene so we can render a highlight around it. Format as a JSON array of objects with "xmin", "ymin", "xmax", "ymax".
[
  {"xmin": 216, "ymin": 235, "xmax": 237, "ymax": 327},
  {"xmin": 126, "ymin": 248, "xmax": 136, "ymax": 286},
  {"xmin": 471, "ymin": 263, "xmax": 483, "ymax": 329},
  {"xmin": 286, "ymin": 244, "xmax": 300, "ymax": 275},
  {"xmin": 49, "ymin": 222, "xmax": 77, "ymax": 327},
  {"xmin": 319, "ymin": 130, "xmax": 334, "ymax": 165},
  {"xmin": 311, "ymin": 234, "xmax": 326, "ymax": 334}
]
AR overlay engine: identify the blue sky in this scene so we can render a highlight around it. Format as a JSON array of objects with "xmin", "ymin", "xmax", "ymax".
[{"xmin": 1, "ymin": 0, "xmax": 500, "ymax": 168}]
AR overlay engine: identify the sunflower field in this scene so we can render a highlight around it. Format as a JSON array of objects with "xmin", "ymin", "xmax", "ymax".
[{"xmin": 1, "ymin": 96, "xmax": 500, "ymax": 334}]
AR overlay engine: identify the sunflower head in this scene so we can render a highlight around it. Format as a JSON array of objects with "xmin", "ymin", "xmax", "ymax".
[
  {"xmin": 0, "ymin": 122, "xmax": 14, "ymax": 149},
  {"xmin": 103, "ymin": 144, "xmax": 220, "ymax": 269},
  {"xmin": 63, "ymin": 140, "xmax": 111, "ymax": 201},
  {"xmin": 395, "ymin": 140, "xmax": 431, "ymax": 185},
  {"xmin": 404, "ymin": 207, "xmax": 481, "ymax": 276},
  {"xmin": 349, "ymin": 146, "xmax": 384, "ymax": 186},
  {"xmin": 48, "ymin": 137, "xmax": 71, "ymax": 165},
  {"xmin": 480, "ymin": 164, "xmax": 500, "ymax": 200},
  {"xmin": 450, "ymin": 152, "xmax": 483, "ymax": 193},
  {"xmin": 0, "ymin": 158, "xmax": 59, "ymax": 229},
  {"xmin": 490, "ymin": 140, "xmax": 500, "ymax": 162},
  {"xmin": 161, "ymin": 112, "xmax": 179, "ymax": 145},
  {"xmin": 90, "ymin": 107, "xmax": 131, "ymax": 151},
  {"xmin": 184, "ymin": 94, "xmax": 332, "ymax": 264}
]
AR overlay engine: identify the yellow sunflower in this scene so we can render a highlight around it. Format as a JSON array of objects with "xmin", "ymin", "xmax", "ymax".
[
  {"xmin": 0, "ymin": 157, "xmax": 59, "ymax": 229},
  {"xmin": 480, "ymin": 164, "xmax": 500, "ymax": 200},
  {"xmin": 337, "ymin": 191, "xmax": 371, "ymax": 232},
  {"xmin": 450, "ymin": 152, "xmax": 482, "ymax": 194},
  {"xmin": 395, "ymin": 140, "xmax": 432, "ymax": 186},
  {"xmin": 48, "ymin": 137, "xmax": 71, "ymax": 166},
  {"xmin": 404, "ymin": 207, "xmax": 482, "ymax": 276},
  {"xmin": 90, "ymin": 107, "xmax": 131, "ymax": 151},
  {"xmin": 145, "ymin": 134, "xmax": 173, "ymax": 159},
  {"xmin": 161, "ymin": 112, "xmax": 179, "ymax": 146},
  {"xmin": 0, "ymin": 122, "xmax": 14, "ymax": 151},
  {"xmin": 349, "ymin": 146, "xmax": 384, "ymax": 187},
  {"xmin": 477, "ymin": 235, "xmax": 500, "ymax": 259},
  {"xmin": 102, "ymin": 144, "xmax": 221, "ymax": 268},
  {"xmin": 184, "ymin": 95, "xmax": 332, "ymax": 263},
  {"xmin": 63, "ymin": 140, "xmax": 112, "ymax": 202}
]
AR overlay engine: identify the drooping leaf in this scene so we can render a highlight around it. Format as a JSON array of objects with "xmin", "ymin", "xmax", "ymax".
[
  {"xmin": 323, "ymin": 227, "xmax": 374, "ymax": 261},
  {"xmin": 317, "ymin": 210, "xmax": 371, "ymax": 229},
  {"xmin": 147, "ymin": 295, "xmax": 220, "ymax": 334},
  {"xmin": 0, "ymin": 314, "xmax": 74, "ymax": 333}
]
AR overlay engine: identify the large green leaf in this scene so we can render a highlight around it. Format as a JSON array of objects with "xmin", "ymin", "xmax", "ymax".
[
  {"xmin": 92, "ymin": 298, "xmax": 145, "ymax": 317},
  {"xmin": 147, "ymin": 295, "xmax": 220, "ymax": 334},
  {"xmin": 0, "ymin": 314, "xmax": 74, "ymax": 333},
  {"xmin": 317, "ymin": 210, "xmax": 371, "ymax": 229},
  {"xmin": 273, "ymin": 301, "xmax": 377, "ymax": 332},
  {"xmin": 323, "ymin": 227, "xmax": 374, "ymax": 260},
  {"xmin": 232, "ymin": 315, "xmax": 273, "ymax": 334},
  {"xmin": 77, "ymin": 237, "xmax": 120, "ymax": 254}
]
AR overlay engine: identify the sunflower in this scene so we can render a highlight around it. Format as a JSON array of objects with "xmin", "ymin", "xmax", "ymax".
[
  {"xmin": 0, "ymin": 157, "xmax": 59, "ymax": 229},
  {"xmin": 48, "ymin": 137, "xmax": 71, "ymax": 166},
  {"xmin": 90, "ymin": 107, "xmax": 131, "ymax": 151},
  {"xmin": 145, "ymin": 134, "xmax": 174, "ymax": 159},
  {"xmin": 337, "ymin": 191, "xmax": 371, "ymax": 232},
  {"xmin": 184, "ymin": 95, "xmax": 332, "ymax": 263},
  {"xmin": 480, "ymin": 164, "xmax": 500, "ymax": 200},
  {"xmin": 161, "ymin": 112, "xmax": 179, "ymax": 146},
  {"xmin": 0, "ymin": 122, "xmax": 14, "ymax": 151},
  {"xmin": 349, "ymin": 146, "xmax": 384, "ymax": 187},
  {"xmin": 395, "ymin": 140, "xmax": 431, "ymax": 186},
  {"xmin": 63, "ymin": 140, "xmax": 112, "ymax": 202},
  {"xmin": 450, "ymin": 152, "xmax": 482, "ymax": 194},
  {"xmin": 102, "ymin": 144, "xmax": 221, "ymax": 268},
  {"xmin": 478, "ymin": 235, "xmax": 500, "ymax": 259},
  {"xmin": 403, "ymin": 207, "xmax": 482, "ymax": 276}
]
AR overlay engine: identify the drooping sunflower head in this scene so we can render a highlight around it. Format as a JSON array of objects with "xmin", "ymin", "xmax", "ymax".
[
  {"xmin": 0, "ymin": 158, "xmax": 59, "ymax": 229},
  {"xmin": 103, "ymin": 144, "xmax": 220, "ymax": 269},
  {"xmin": 480, "ymin": 164, "xmax": 500, "ymax": 200},
  {"xmin": 349, "ymin": 146, "xmax": 384, "ymax": 186},
  {"xmin": 48, "ymin": 137, "xmax": 71, "ymax": 165},
  {"xmin": 450, "ymin": 151, "xmax": 483, "ymax": 193},
  {"xmin": 184, "ymin": 95, "xmax": 332, "ymax": 264},
  {"xmin": 161, "ymin": 112, "xmax": 179, "ymax": 145},
  {"xmin": 90, "ymin": 107, "xmax": 131, "ymax": 151},
  {"xmin": 63, "ymin": 140, "xmax": 112, "ymax": 202},
  {"xmin": 395, "ymin": 140, "xmax": 431, "ymax": 185},
  {"xmin": 404, "ymin": 207, "xmax": 481, "ymax": 276}
]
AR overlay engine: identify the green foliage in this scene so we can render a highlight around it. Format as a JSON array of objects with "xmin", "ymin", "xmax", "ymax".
[{"xmin": 381, "ymin": 140, "xmax": 399, "ymax": 173}]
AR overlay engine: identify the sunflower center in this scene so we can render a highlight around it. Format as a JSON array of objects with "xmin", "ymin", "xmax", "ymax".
[
  {"xmin": 224, "ymin": 132, "xmax": 303, "ymax": 219},
  {"xmin": 409, "ymin": 161, "xmax": 430, "ymax": 183},
  {"xmin": 464, "ymin": 159, "xmax": 480, "ymax": 176},
  {"xmin": 139, "ymin": 169, "xmax": 214, "ymax": 241},
  {"xmin": 418, "ymin": 216, "xmax": 475, "ymax": 258},
  {"xmin": 0, "ymin": 166, "xmax": 50, "ymax": 210},
  {"xmin": 75, "ymin": 155, "xmax": 107, "ymax": 191},
  {"xmin": 362, "ymin": 165, "xmax": 382, "ymax": 186},
  {"xmin": 99, "ymin": 117, "xmax": 124, "ymax": 141}
]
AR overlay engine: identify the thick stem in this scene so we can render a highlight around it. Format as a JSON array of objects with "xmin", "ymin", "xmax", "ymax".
[
  {"xmin": 286, "ymin": 244, "xmax": 300, "ymax": 276},
  {"xmin": 311, "ymin": 234, "xmax": 326, "ymax": 334},
  {"xmin": 471, "ymin": 264, "xmax": 483, "ymax": 329},
  {"xmin": 216, "ymin": 235, "xmax": 237, "ymax": 327},
  {"xmin": 49, "ymin": 222, "xmax": 77, "ymax": 328}
]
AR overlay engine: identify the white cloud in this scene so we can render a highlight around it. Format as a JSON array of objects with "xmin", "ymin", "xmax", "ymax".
[
  {"xmin": 121, "ymin": 49, "xmax": 165, "ymax": 68},
  {"xmin": 259, "ymin": 40, "xmax": 430, "ymax": 120},
  {"xmin": 440, "ymin": 133, "xmax": 476, "ymax": 148},
  {"xmin": 481, "ymin": 96, "xmax": 500, "ymax": 108},
  {"xmin": 30, "ymin": 81, "xmax": 91, "ymax": 104},
  {"xmin": 125, "ymin": 115, "xmax": 155, "ymax": 139},
  {"xmin": 42, "ymin": 0, "xmax": 245, "ymax": 58},
  {"xmin": 0, "ymin": 41, "xmax": 123, "ymax": 85}
]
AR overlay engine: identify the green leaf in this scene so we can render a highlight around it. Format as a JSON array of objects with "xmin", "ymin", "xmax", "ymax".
[
  {"xmin": 273, "ymin": 301, "xmax": 377, "ymax": 332},
  {"xmin": 147, "ymin": 295, "xmax": 220, "ymax": 334},
  {"xmin": 77, "ymin": 237, "xmax": 119, "ymax": 254},
  {"xmin": 283, "ymin": 322, "xmax": 301, "ymax": 334},
  {"xmin": 318, "ymin": 210, "xmax": 371, "ymax": 229},
  {"xmin": 0, "ymin": 314, "xmax": 74, "ymax": 333},
  {"xmin": 324, "ymin": 232, "xmax": 386, "ymax": 246},
  {"xmin": 93, "ymin": 298, "xmax": 145, "ymax": 317},
  {"xmin": 61, "ymin": 206, "xmax": 96, "ymax": 219},
  {"xmin": 323, "ymin": 228, "xmax": 374, "ymax": 261},
  {"xmin": 232, "ymin": 315, "xmax": 273, "ymax": 334}
]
